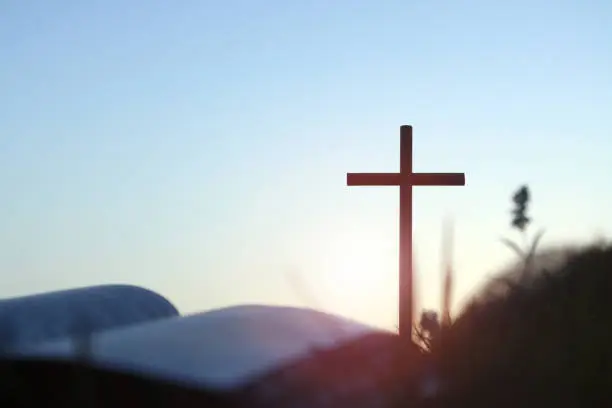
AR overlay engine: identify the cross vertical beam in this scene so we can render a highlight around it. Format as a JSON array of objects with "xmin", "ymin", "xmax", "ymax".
[
  {"xmin": 399, "ymin": 125, "xmax": 414, "ymax": 339},
  {"xmin": 347, "ymin": 125, "xmax": 466, "ymax": 340}
]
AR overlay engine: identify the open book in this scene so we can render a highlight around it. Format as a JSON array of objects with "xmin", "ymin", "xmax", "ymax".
[{"xmin": 1, "ymin": 285, "xmax": 433, "ymax": 407}]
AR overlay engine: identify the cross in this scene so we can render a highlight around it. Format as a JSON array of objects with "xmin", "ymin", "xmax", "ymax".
[{"xmin": 347, "ymin": 125, "xmax": 465, "ymax": 340}]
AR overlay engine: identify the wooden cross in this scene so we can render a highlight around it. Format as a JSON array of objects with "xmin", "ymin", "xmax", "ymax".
[{"xmin": 347, "ymin": 125, "xmax": 465, "ymax": 339}]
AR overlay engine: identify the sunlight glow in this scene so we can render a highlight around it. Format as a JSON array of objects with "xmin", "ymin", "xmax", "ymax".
[{"xmin": 315, "ymin": 232, "xmax": 396, "ymax": 325}]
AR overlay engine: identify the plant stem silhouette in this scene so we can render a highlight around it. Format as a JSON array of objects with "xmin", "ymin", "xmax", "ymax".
[{"xmin": 501, "ymin": 185, "xmax": 545, "ymax": 279}]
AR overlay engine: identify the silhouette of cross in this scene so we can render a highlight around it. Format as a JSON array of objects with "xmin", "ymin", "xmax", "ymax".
[{"xmin": 347, "ymin": 125, "xmax": 465, "ymax": 339}]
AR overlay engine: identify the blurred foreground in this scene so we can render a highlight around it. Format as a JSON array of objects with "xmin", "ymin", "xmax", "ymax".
[{"xmin": 1, "ymin": 242, "xmax": 610, "ymax": 407}]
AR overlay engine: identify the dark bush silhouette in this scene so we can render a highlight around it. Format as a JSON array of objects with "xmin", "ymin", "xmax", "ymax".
[{"xmin": 428, "ymin": 242, "xmax": 612, "ymax": 408}]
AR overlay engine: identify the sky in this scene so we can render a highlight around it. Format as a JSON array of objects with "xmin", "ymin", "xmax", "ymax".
[{"xmin": 1, "ymin": 1, "xmax": 610, "ymax": 330}]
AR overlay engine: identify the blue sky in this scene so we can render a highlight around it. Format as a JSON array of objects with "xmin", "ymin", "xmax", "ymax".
[{"xmin": 1, "ymin": 1, "xmax": 610, "ymax": 329}]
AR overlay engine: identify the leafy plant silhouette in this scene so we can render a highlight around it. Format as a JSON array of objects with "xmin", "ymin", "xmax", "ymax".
[{"xmin": 500, "ymin": 185, "xmax": 545, "ymax": 278}]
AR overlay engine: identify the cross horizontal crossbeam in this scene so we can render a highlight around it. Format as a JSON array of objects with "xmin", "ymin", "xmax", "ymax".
[{"xmin": 347, "ymin": 173, "xmax": 465, "ymax": 186}]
